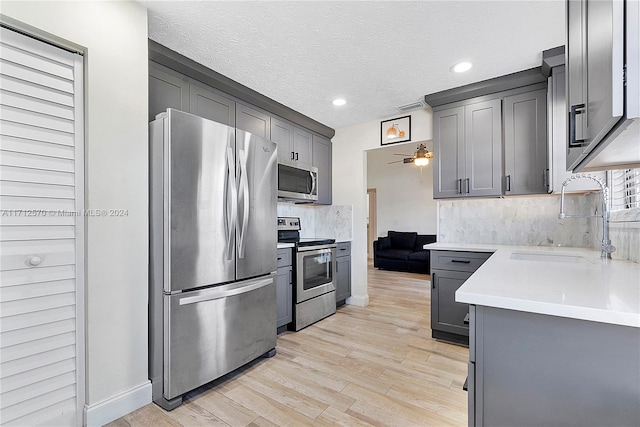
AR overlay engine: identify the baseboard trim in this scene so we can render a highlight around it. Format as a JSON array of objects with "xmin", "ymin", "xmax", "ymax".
[
  {"xmin": 346, "ymin": 294, "xmax": 369, "ymax": 307},
  {"xmin": 85, "ymin": 381, "xmax": 151, "ymax": 427}
]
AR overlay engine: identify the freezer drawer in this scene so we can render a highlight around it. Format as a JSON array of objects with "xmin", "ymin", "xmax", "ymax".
[{"xmin": 163, "ymin": 275, "xmax": 276, "ymax": 400}]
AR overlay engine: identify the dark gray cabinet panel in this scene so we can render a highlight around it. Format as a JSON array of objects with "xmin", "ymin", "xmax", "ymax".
[
  {"xmin": 293, "ymin": 127, "xmax": 313, "ymax": 165},
  {"xmin": 433, "ymin": 99, "xmax": 501, "ymax": 198},
  {"xmin": 276, "ymin": 248, "xmax": 293, "ymax": 329},
  {"xmin": 271, "ymin": 117, "xmax": 294, "ymax": 163},
  {"xmin": 189, "ymin": 82, "xmax": 235, "ymax": 126},
  {"xmin": 335, "ymin": 242, "xmax": 351, "ymax": 304},
  {"xmin": 503, "ymin": 89, "xmax": 548, "ymax": 195},
  {"xmin": 312, "ymin": 135, "xmax": 332, "ymax": 205},
  {"xmin": 470, "ymin": 305, "xmax": 640, "ymax": 426},
  {"xmin": 433, "ymin": 106, "xmax": 465, "ymax": 198},
  {"xmin": 464, "ymin": 99, "xmax": 502, "ymax": 197},
  {"xmin": 236, "ymin": 103, "xmax": 270, "ymax": 139},
  {"xmin": 430, "ymin": 250, "xmax": 491, "ymax": 344},
  {"xmin": 149, "ymin": 62, "xmax": 189, "ymax": 121},
  {"xmin": 431, "ymin": 269, "xmax": 472, "ymax": 336}
]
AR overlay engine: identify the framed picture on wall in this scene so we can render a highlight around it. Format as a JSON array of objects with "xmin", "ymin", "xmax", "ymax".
[{"xmin": 381, "ymin": 115, "xmax": 411, "ymax": 145}]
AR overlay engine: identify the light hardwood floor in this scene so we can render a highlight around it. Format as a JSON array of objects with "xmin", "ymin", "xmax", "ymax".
[{"xmin": 107, "ymin": 266, "xmax": 469, "ymax": 427}]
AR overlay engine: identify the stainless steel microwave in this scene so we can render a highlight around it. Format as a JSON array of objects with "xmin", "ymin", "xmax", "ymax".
[{"xmin": 277, "ymin": 161, "xmax": 318, "ymax": 202}]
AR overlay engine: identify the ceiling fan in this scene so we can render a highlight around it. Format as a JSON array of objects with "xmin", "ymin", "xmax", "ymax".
[{"xmin": 389, "ymin": 143, "xmax": 434, "ymax": 166}]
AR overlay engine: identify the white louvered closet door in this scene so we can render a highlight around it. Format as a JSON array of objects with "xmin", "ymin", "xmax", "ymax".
[{"xmin": 0, "ymin": 27, "xmax": 84, "ymax": 427}]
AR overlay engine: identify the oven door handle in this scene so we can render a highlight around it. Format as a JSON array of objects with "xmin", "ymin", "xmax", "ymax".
[{"xmin": 296, "ymin": 245, "xmax": 336, "ymax": 253}]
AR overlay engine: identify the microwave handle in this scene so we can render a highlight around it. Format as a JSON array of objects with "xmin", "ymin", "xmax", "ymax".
[{"xmin": 310, "ymin": 171, "xmax": 317, "ymax": 196}]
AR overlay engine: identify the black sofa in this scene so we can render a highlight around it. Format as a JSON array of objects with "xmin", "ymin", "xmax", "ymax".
[{"xmin": 373, "ymin": 231, "xmax": 437, "ymax": 274}]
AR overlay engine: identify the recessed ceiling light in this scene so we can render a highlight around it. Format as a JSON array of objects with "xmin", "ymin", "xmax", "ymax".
[
  {"xmin": 332, "ymin": 98, "xmax": 346, "ymax": 106},
  {"xmin": 451, "ymin": 61, "xmax": 473, "ymax": 73}
]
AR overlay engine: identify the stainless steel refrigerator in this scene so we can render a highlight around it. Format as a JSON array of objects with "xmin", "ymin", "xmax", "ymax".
[{"xmin": 149, "ymin": 109, "xmax": 277, "ymax": 410}]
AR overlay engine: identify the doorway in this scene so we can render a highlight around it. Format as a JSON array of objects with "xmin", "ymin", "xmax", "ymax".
[{"xmin": 367, "ymin": 188, "xmax": 377, "ymax": 258}]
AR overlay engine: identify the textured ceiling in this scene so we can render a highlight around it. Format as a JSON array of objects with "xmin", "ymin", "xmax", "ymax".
[{"xmin": 143, "ymin": 1, "xmax": 565, "ymax": 130}]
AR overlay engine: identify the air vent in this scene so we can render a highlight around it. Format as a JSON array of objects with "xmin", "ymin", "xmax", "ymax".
[{"xmin": 397, "ymin": 100, "xmax": 426, "ymax": 113}]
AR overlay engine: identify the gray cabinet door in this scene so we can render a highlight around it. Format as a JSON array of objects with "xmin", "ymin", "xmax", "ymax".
[
  {"xmin": 312, "ymin": 135, "xmax": 332, "ymax": 205},
  {"xmin": 335, "ymin": 255, "xmax": 351, "ymax": 303},
  {"xmin": 431, "ymin": 269, "xmax": 471, "ymax": 336},
  {"xmin": 189, "ymin": 82, "xmax": 235, "ymax": 126},
  {"xmin": 583, "ymin": 0, "xmax": 624, "ymax": 152},
  {"xmin": 433, "ymin": 106, "xmax": 465, "ymax": 198},
  {"xmin": 503, "ymin": 89, "xmax": 548, "ymax": 195},
  {"xmin": 149, "ymin": 62, "xmax": 189, "ymax": 121},
  {"xmin": 276, "ymin": 265, "xmax": 292, "ymax": 327},
  {"xmin": 236, "ymin": 103, "xmax": 270, "ymax": 139},
  {"xmin": 465, "ymin": 99, "xmax": 502, "ymax": 197},
  {"xmin": 293, "ymin": 127, "xmax": 313, "ymax": 164},
  {"xmin": 271, "ymin": 117, "xmax": 294, "ymax": 163}
]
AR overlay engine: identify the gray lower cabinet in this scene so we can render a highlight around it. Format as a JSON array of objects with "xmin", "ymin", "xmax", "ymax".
[
  {"xmin": 433, "ymin": 100, "xmax": 502, "ymax": 198},
  {"xmin": 503, "ymin": 88, "xmax": 548, "ymax": 195},
  {"xmin": 430, "ymin": 250, "xmax": 491, "ymax": 344},
  {"xmin": 276, "ymin": 248, "xmax": 293, "ymax": 329},
  {"xmin": 468, "ymin": 305, "xmax": 640, "ymax": 426},
  {"xmin": 236, "ymin": 103, "xmax": 270, "ymax": 139},
  {"xmin": 312, "ymin": 135, "xmax": 332, "ymax": 205},
  {"xmin": 335, "ymin": 242, "xmax": 351, "ymax": 304}
]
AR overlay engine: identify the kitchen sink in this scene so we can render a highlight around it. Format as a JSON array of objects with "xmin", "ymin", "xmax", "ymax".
[{"xmin": 509, "ymin": 252, "xmax": 593, "ymax": 264}]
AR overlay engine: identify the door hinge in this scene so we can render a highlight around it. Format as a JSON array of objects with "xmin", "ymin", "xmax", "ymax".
[{"xmin": 623, "ymin": 64, "xmax": 627, "ymax": 86}]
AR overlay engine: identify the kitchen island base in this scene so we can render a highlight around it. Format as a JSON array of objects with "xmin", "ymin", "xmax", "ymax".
[{"xmin": 468, "ymin": 305, "xmax": 640, "ymax": 426}]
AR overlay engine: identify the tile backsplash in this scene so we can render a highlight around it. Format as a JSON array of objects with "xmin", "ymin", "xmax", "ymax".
[
  {"xmin": 438, "ymin": 194, "xmax": 597, "ymax": 248},
  {"xmin": 277, "ymin": 203, "xmax": 353, "ymax": 241}
]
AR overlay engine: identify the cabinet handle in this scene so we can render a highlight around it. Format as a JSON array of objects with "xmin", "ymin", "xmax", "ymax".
[
  {"xmin": 291, "ymin": 151, "xmax": 295, "ymax": 160},
  {"xmin": 569, "ymin": 104, "xmax": 586, "ymax": 147},
  {"xmin": 465, "ymin": 178, "xmax": 470, "ymax": 194},
  {"xmin": 432, "ymin": 272, "xmax": 436, "ymax": 289},
  {"xmin": 295, "ymin": 152, "xmax": 299, "ymax": 161},
  {"xmin": 277, "ymin": 257, "xmax": 282, "ymax": 261},
  {"xmin": 506, "ymin": 175, "xmax": 511, "ymax": 192},
  {"xmin": 451, "ymin": 259, "xmax": 471, "ymax": 264},
  {"xmin": 336, "ymin": 260, "xmax": 338, "ymax": 273},
  {"xmin": 457, "ymin": 178, "xmax": 462, "ymax": 194}
]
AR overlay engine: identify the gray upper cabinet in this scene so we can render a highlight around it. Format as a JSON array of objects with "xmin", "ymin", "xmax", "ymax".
[
  {"xmin": 189, "ymin": 82, "xmax": 235, "ymax": 126},
  {"xmin": 271, "ymin": 117, "xmax": 294, "ymax": 163},
  {"xmin": 566, "ymin": 0, "xmax": 626, "ymax": 170},
  {"xmin": 293, "ymin": 127, "xmax": 313, "ymax": 165},
  {"xmin": 149, "ymin": 62, "xmax": 189, "ymax": 121},
  {"xmin": 433, "ymin": 100, "xmax": 502, "ymax": 198},
  {"xmin": 433, "ymin": 106, "xmax": 465, "ymax": 198},
  {"xmin": 503, "ymin": 89, "xmax": 548, "ymax": 195},
  {"xmin": 236, "ymin": 103, "xmax": 270, "ymax": 139},
  {"xmin": 465, "ymin": 99, "xmax": 502, "ymax": 197},
  {"xmin": 312, "ymin": 135, "xmax": 332, "ymax": 205}
]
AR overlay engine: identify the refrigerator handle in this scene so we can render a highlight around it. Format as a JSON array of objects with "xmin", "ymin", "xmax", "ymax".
[
  {"xmin": 178, "ymin": 277, "xmax": 273, "ymax": 305},
  {"xmin": 225, "ymin": 147, "xmax": 237, "ymax": 261},
  {"xmin": 237, "ymin": 149, "xmax": 250, "ymax": 258}
]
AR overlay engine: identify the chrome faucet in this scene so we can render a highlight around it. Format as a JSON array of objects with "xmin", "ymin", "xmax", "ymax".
[{"xmin": 558, "ymin": 173, "xmax": 616, "ymax": 259}]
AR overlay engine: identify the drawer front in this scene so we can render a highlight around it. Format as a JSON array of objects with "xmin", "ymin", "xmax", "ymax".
[
  {"xmin": 277, "ymin": 248, "xmax": 292, "ymax": 268},
  {"xmin": 336, "ymin": 241, "xmax": 351, "ymax": 257},
  {"xmin": 430, "ymin": 250, "xmax": 491, "ymax": 272}
]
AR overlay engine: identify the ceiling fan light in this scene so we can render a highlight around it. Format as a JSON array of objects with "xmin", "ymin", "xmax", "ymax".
[{"xmin": 414, "ymin": 157, "xmax": 429, "ymax": 166}]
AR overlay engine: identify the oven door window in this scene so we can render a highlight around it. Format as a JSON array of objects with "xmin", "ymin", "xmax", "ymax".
[{"xmin": 302, "ymin": 251, "xmax": 332, "ymax": 290}]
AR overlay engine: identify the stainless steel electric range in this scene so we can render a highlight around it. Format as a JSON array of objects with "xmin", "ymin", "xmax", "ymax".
[{"xmin": 277, "ymin": 217, "xmax": 336, "ymax": 330}]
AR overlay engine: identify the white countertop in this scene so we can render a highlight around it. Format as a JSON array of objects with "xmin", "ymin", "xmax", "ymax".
[
  {"xmin": 277, "ymin": 242, "xmax": 295, "ymax": 249},
  {"xmin": 424, "ymin": 243, "xmax": 640, "ymax": 328}
]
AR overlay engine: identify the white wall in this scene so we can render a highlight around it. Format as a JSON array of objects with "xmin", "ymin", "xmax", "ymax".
[
  {"xmin": 332, "ymin": 108, "xmax": 433, "ymax": 306},
  {"xmin": 366, "ymin": 144, "xmax": 437, "ymax": 236},
  {"xmin": 1, "ymin": 1, "xmax": 150, "ymax": 423}
]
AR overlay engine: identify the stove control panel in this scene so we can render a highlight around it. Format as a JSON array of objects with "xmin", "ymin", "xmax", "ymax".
[{"xmin": 277, "ymin": 217, "xmax": 300, "ymax": 231}]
